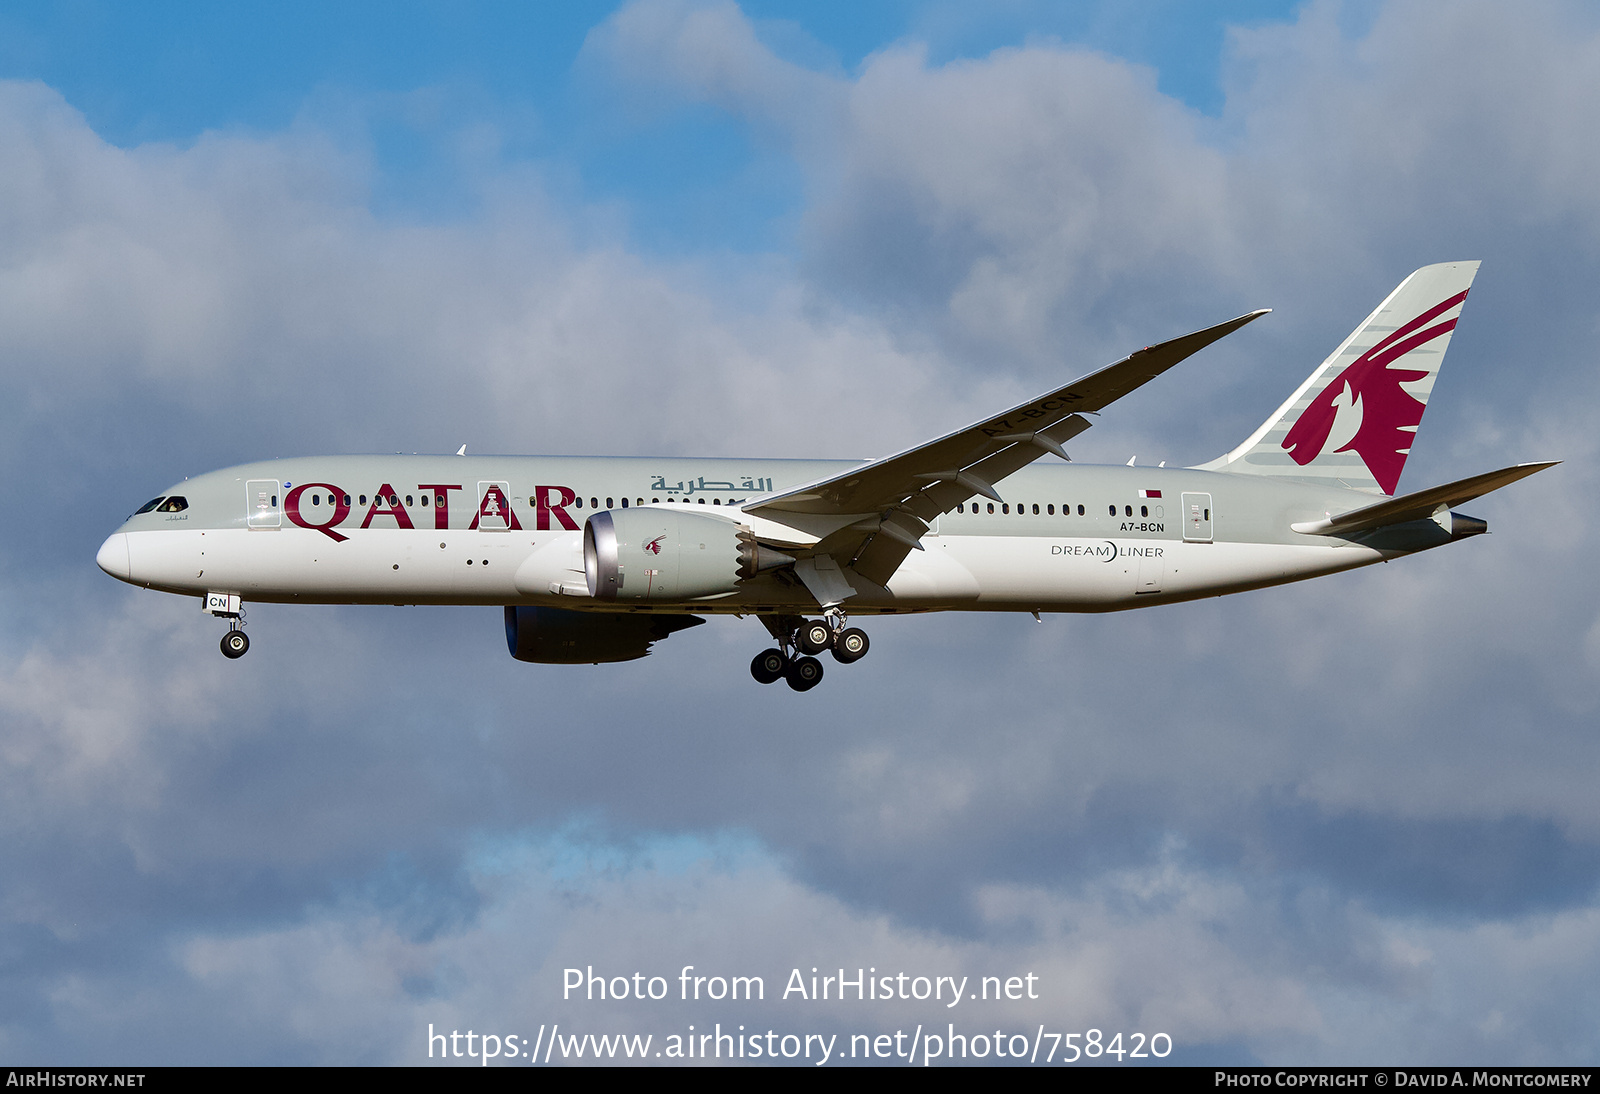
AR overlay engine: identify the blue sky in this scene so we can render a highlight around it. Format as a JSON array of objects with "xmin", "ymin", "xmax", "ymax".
[
  {"xmin": 0, "ymin": 0, "xmax": 1307, "ymax": 248},
  {"xmin": 3, "ymin": 0, "xmax": 1599, "ymax": 1068}
]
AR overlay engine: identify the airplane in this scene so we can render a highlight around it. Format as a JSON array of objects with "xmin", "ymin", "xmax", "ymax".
[{"xmin": 96, "ymin": 262, "xmax": 1555, "ymax": 691}]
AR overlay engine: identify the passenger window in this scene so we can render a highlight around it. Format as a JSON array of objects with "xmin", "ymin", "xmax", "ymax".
[
  {"xmin": 987, "ymin": 503, "xmax": 995, "ymax": 514},
  {"xmin": 1032, "ymin": 504, "xmax": 1040, "ymax": 515},
  {"xmin": 607, "ymin": 498, "xmax": 614, "ymax": 509},
  {"xmin": 1047, "ymin": 504, "xmax": 1054, "ymax": 515},
  {"xmin": 957, "ymin": 503, "xmax": 964, "ymax": 514},
  {"xmin": 1078, "ymin": 505, "xmax": 1085, "ymax": 516},
  {"xmin": 1140, "ymin": 505, "xmax": 1148, "ymax": 517},
  {"xmin": 1108, "ymin": 505, "xmax": 1115, "ymax": 515},
  {"xmin": 698, "ymin": 498, "xmax": 706, "ymax": 504},
  {"xmin": 575, "ymin": 497, "xmax": 584, "ymax": 509},
  {"xmin": 312, "ymin": 494, "xmax": 321, "ymax": 506},
  {"xmin": 1125, "ymin": 505, "xmax": 1133, "ymax": 517},
  {"xmin": 360, "ymin": 495, "xmax": 368, "ymax": 505},
  {"xmin": 621, "ymin": 498, "xmax": 629, "ymax": 508},
  {"xmin": 344, "ymin": 495, "xmax": 352, "ymax": 506},
  {"xmin": 712, "ymin": 498, "xmax": 721, "ymax": 505},
  {"xmin": 135, "ymin": 497, "xmax": 165, "ymax": 514},
  {"xmin": 590, "ymin": 497, "xmax": 598, "ymax": 509},
  {"xmin": 421, "ymin": 494, "xmax": 430, "ymax": 507},
  {"xmin": 157, "ymin": 496, "xmax": 188, "ymax": 513},
  {"xmin": 406, "ymin": 495, "xmax": 414, "ymax": 507},
  {"xmin": 652, "ymin": 498, "xmax": 659, "ymax": 504}
]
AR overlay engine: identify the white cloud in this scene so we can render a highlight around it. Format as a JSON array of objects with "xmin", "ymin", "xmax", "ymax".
[
  {"xmin": 29, "ymin": 828, "xmax": 1596, "ymax": 1063},
  {"xmin": 4, "ymin": 0, "xmax": 1600, "ymax": 1066}
]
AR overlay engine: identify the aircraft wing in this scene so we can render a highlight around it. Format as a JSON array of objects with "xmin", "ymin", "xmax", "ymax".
[
  {"xmin": 745, "ymin": 309, "xmax": 1270, "ymax": 592},
  {"xmin": 1290, "ymin": 461, "xmax": 1559, "ymax": 537}
]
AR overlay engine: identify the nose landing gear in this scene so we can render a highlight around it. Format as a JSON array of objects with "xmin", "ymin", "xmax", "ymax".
[
  {"xmin": 220, "ymin": 625, "xmax": 250, "ymax": 659},
  {"xmin": 749, "ymin": 612, "xmax": 870, "ymax": 690},
  {"xmin": 205, "ymin": 592, "xmax": 250, "ymax": 659}
]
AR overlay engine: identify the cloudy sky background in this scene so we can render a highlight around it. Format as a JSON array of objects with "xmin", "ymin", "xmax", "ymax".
[{"xmin": 3, "ymin": 0, "xmax": 1598, "ymax": 1065}]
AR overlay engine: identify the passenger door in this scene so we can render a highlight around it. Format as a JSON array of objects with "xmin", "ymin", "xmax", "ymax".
[
  {"xmin": 1182, "ymin": 492, "xmax": 1213, "ymax": 543},
  {"xmin": 246, "ymin": 480, "xmax": 281, "ymax": 529}
]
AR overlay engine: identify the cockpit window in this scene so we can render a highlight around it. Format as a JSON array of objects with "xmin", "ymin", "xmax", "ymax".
[
  {"xmin": 156, "ymin": 496, "xmax": 189, "ymax": 513},
  {"xmin": 134, "ymin": 497, "xmax": 166, "ymax": 515}
]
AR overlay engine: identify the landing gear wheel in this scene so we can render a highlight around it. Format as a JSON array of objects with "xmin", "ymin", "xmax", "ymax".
[
  {"xmin": 797, "ymin": 620, "xmax": 833, "ymax": 655},
  {"xmin": 785, "ymin": 656, "xmax": 824, "ymax": 692},
  {"xmin": 751, "ymin": 648, "xmax": 788, "ymax": 684},
  {"xmin": 831, "ymin": 627, "xmax": 869, "ymax": 664},
  {"xmin": 220, "ymin": 630, "xmax": 250, "ymax": 659}
]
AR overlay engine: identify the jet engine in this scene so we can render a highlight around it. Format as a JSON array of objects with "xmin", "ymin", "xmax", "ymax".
[
  {"xmin": 504, "ymin": 606, "xmax": 704, "ymax": 664},
  {"xmin": 583, "ymin": 509, "xmax": 792, "ymax": 601}
]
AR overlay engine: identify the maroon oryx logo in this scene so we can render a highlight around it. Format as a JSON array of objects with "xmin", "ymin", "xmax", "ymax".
[
  {"xmin": 1281, "ymin": 290, "xmax": 1467, "ymax": 495},
  {"xmin": 643, "ymin": 535, "xmax": 665, "ymax": 555}
]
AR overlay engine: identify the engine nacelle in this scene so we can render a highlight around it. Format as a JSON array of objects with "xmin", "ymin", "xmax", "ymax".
[
  {"xmin": 584, "ymin": 508, "xmax": 790, "ymax": 601},
  {"xmin": 504, "ymin": 606, "xmax": 704, "ymax": 664}
]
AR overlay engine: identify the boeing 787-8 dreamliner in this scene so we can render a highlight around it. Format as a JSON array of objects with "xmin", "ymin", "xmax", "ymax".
[{"xmin": 97, "ymin": 262, "xmax": 1554, "ymax": 690}]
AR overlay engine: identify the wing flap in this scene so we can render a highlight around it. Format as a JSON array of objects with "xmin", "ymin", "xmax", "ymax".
[{"xmin": 793, "ymin": 555, "xmax": 859, "ymax": 608}]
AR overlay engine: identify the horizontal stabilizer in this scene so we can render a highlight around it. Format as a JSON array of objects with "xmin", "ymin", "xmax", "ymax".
[{"xmin": 1290, "ymin": 461, "xmax": 1558, "ymax": 537}]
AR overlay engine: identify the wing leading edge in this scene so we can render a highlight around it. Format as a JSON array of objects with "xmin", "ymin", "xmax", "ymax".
[{"xmin": 746, "ymin": 309, "xmax": 1271, "ymax": 592}]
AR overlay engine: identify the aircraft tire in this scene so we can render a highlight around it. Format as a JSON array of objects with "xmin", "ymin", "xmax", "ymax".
[
  {"xmin": 797, "ymin": 621, "xmax": 833, "ymax": 655},
  {"xmin": 831, "ymin": 628, "xmax": 869, "ymax": 664},
  {"xmin": 221, "ymin": 631, "xmax": 250, "ymax": 659},
  {"xmin": 751, "ymin": 648, "xmax": 787, "ymax": 684},
  {"xmin": 785, "ymin": 656, "xmax": 824, "ymax": 692}
]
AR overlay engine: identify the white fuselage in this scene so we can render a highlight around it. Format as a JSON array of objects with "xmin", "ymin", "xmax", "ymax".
[{"xmin": 97, "ymin": 455, "xmax": 1416, "ymax": 617}]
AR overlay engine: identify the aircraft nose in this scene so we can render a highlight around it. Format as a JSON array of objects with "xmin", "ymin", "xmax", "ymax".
[{"xmin": 96, "ymin": 533, "xmax": 131, "ymax": 580}]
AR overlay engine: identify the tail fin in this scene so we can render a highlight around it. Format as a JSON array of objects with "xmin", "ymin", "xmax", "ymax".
[{"xmin": 1196, "ymin": 261, "xmax": 1480, "ymax": 495}]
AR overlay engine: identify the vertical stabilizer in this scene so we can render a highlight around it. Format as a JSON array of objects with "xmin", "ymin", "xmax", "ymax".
[{"xmin": 1195, "ymin": 262, "xmax": 1480, "ymax": 495}]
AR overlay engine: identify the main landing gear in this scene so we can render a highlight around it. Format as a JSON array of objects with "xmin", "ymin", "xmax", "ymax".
[{"xmin": 750, "ymin": 611, "xmax": 871, "ymax": 691}]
